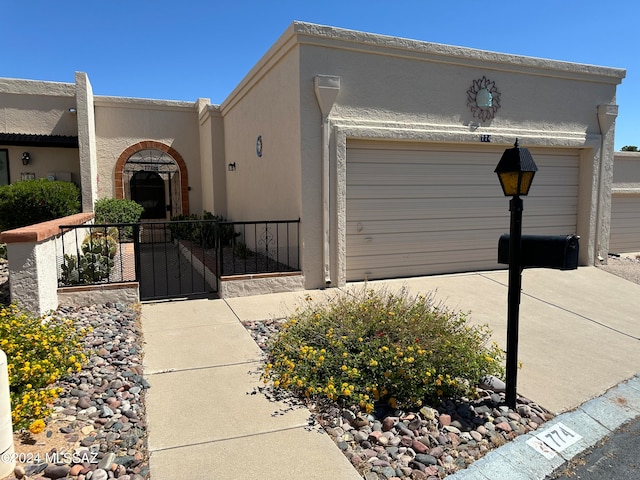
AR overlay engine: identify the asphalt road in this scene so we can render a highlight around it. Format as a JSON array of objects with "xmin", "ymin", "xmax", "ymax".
[{"xmin": 549, "ymin": 416, "xmax": 640, "ymax": 479}]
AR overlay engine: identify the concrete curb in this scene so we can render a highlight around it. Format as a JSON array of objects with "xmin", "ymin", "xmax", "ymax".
[{"xmin": 448, "ymin": 374, "xmax": 640, "ymax": 479}]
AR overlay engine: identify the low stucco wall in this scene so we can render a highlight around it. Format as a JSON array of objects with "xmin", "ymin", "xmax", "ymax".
[
  {"xmin": 0, "ymin": 213, "xmax": 94, "ymax": 314},
  {"xmin": 57, "ymin": 282, "xmax": 139, "ymax": 308},
  {"xmin": 219, "ymin": 272, "xmax": 304, "ymax": 298}
]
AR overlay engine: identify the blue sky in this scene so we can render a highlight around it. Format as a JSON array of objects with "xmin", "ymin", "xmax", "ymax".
[{"xmin": 3, "ymin": 0, "xmax": 638, "ymax": 149}]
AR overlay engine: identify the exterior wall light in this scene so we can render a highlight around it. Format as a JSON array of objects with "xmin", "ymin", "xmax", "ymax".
[
  {"xmin": 494, "ymin": 139, "xmax": 538, "ymax": 409},
  {"xmin": 21, "ymin": 152, "xmax": 31, "ymax": 165},
  {"xmin": 228, "ymin": 162, "xmax": 236, "ymax": 172}
]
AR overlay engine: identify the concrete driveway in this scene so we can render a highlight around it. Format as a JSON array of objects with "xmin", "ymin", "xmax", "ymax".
[{"xmin": 141, "ymin": 266, "xmax": 640, "ymax": 479}]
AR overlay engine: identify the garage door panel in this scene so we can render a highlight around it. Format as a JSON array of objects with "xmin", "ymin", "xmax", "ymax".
[
  {"xmin": 346, "ymin": 214, "xmax": 576, "ymax": 236},
  {"xmin": 347, "ymin": 230, "xmax": 504, "ymax": 254},
  {"xmin": 348, "ymin": 199, "xmax": 576, "ymax": 222},
  {"xmin": 609, "ymin": 196, "xmax": 640, "ymax": 253},
  {"xmin": 347, "ymin": 185, "xmax": 578, "ymax": 200},
  {"xmin": 347, "ymin": 247, "xmax": 498, "ymax": 269},
  {"xmin": 347, "ymin": 256, "xmax": 501, "ymax": 282},
  {"xmin": 346, "ymin": 144, "xmax": 579, "ymax": 281}
]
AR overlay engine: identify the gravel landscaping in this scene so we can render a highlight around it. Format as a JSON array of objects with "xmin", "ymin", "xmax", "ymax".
[
  {"xmin": 245, "ymin": 318, "xmax": 553, "ymax": 479},
  {"xmin": 0, "ymin": 253, "xmax": 636, "ymax": 480}
]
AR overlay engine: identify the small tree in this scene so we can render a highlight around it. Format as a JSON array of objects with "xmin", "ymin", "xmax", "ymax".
[{"xmin": 621, "ymin": 146, "xmax": 639, "ymax": 152}]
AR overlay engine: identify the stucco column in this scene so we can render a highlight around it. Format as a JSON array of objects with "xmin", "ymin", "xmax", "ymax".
[
  {"xmin": 595, "ymin": 104, "xmax": 619, "ymax": 262},
  {"xmin": 75, "ymin": 72, "xmax": 98, "ymax": 212},
  {"xmin": 314, "ymin": 75, "xmax": 341, "ymax": 285}
]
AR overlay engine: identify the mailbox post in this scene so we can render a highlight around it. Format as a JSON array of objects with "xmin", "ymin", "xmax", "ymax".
[{"xmin": 494, "ymin": 140, "xmax": 538, "ymax": 409}]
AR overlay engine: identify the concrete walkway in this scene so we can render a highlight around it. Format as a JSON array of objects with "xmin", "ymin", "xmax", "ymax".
[{"xmin": 141, "ymin": 266, "xmax": 640, "ymax": 479}]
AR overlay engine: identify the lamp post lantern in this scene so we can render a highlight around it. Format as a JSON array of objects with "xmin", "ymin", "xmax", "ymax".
[{"xmin": 494, "ymin": 139, "xmax": 538, "ymax": 408}]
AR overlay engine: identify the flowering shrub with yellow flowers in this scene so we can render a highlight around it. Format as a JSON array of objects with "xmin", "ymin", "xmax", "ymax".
[
  {"xmin": 262, "ymin": 287, "xmax": 505, "ymax": 414},
  {"xmin": 0, "ymin": 304, "xmax": 88, "ymax": 431}
]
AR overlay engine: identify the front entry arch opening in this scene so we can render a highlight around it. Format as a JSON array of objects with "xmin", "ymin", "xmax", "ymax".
[{"xmin": 123, "ymin": 149, "xmax": 182, "ymax": 219}]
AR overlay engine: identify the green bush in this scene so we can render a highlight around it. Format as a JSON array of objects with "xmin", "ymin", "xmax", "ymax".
[
  {"xmin": 262, "ymin": 287, "xmax": 505, "ymax": 413},
  {"xmin": 94, "ymin": 198, "xmax": 144, "ymax": 224},
  {"xmin": 169, "ymin": 211, "xmax": 239, "ymax": 248},
  {"xmin": 94, "ymin": 198, "xmax": 144, "ymax": 240},
  {"xmin": 0, "ymin": 179, "xmax": 81, "ymax": 231}
]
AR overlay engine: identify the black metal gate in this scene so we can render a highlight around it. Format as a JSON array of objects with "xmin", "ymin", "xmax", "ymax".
[
  {"xmin": 58, "ymin": 218, "xmax": 300, "ymax": 302},
  {"xmin": 135, "ymin": 220, "xmax": 219, "ymax": 301}
]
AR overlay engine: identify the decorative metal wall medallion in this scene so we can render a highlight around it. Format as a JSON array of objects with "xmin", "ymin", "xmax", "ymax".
[
  {"xmin": 256, "ymin": 135, "xmax": 263, "ymax": 157},
  {"xmin": 467, "ymin": 76, "xmax": 501, "ymax": 122}
]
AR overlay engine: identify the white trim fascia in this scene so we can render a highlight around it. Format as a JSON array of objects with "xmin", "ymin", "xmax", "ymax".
[
  {"xmin": 0, "ymin": 77, "xmax": 76, "ymax": 96},
  {"xmin": 612, "ymin": 187, "xmax": 640, "ymax": 196},
  {"xmin": 93, "ymin": 96, "xmax": 197, "ymax": 111},
  {"xmin": 331, "ymin": 118, "xmax": 593, "ymax": 148},
  {"xmin": 292, "ymin": 22, "xmax": 626, "ymax": 85}
]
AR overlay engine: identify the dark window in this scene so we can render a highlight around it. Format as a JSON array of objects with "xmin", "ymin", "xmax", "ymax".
[{"xmin": 0, "ymin": 150, "xmax": 9, "ymax": 186}]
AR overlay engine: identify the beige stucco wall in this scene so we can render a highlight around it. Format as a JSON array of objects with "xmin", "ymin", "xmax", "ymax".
[
  {"xmin": 221, "ymin": 39, "xmax": 302, "ymax": 222},
  {"xmin": 0, "ymin": 78, "xmax": 81, "ymax": 185},
  {"xmin": 2, "ymin": 145, "xmax": 79, "ymax": 182},
  {"xmin": 93, "ymin": 97, "xmax": 203, "ymax": 213},
  {"xmin": 0, "ymin": 78, "xmax": 77, "ymax": 136},
  {"xmin": 613, "ymin": 151, "xmax": 640, "ymax": 186},
  {"xmin": 198, "ymin": 101, "xmax": 227, "ymax": 215},
  {"xmin": 290, "ymin": 22, "xmax": 623, "ymax": 288}
]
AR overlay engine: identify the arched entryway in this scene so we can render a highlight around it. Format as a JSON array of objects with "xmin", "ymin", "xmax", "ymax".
[{"xmin": 114, "ymin": 141, "xmax": 189, "ymax": 218}]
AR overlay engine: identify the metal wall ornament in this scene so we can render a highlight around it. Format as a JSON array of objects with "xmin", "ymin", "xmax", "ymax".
[
  {"xmin": 256, "ymin": 135, "xmax": 263, "ymax": 158},
  {"xmin": 467, "ymin": 76, "xmax": 501, "ymax": 122}
]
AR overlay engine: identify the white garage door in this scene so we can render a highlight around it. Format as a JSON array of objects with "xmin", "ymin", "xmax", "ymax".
[
  {"xmin": 609, "ymin": 195, "xmax": 640, "ymax": 253},
  {"xmin": 346, "ymin": 142, "xmax": 580, "ymax": 281}
]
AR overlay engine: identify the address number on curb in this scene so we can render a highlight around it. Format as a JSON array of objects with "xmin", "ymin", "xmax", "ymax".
[{"xmin": 527, "ymin": 422, "xmax": 582, "ymax": 458}]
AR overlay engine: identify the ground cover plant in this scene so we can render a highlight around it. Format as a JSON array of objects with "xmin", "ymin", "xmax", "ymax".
[
  {"xmin": 0, "ymin": 304, "xmax": 88, "ymax": 432},
  {"xmin": 262, "ymin": 287, "xmax": 504, "ymax": 414}
]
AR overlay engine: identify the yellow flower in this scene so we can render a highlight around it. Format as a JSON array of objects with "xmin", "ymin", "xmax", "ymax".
[{"xmin": 29, "ymin": 419, "xmax": 45, "ymax": 435}]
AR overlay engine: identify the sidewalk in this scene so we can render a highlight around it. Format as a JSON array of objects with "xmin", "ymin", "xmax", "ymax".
[{"xmin": 141, "ymin": 266, "xmax": 640, "ymax": 479}]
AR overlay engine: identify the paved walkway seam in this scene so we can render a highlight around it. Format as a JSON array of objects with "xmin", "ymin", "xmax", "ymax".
[
  {"xmin": 148, "ymin": 423, "xmax": 319, "ymax": 454},
  {"xmin": 145, "ymin": 360, "xmax": 262, "ymax": 376}
]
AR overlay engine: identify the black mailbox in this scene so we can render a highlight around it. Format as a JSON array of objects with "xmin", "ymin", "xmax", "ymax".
[{"xmin": 498, "ymin": 234, "xmax": 579, "ymax": 270}]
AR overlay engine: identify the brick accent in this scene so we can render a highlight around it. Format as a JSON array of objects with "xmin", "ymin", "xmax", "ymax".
[
  {"xmin": 114, "ymin": 141, "xmax": 190, "ymax": 215},
  {"xmin": 0, "ymin": 212, "xmax": 94, "ymax": 243}
]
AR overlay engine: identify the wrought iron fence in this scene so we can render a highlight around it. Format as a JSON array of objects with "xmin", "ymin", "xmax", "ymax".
[
  {"xmin": 218, "ymin": 220, "xmax": 300, "ymax": 276},
  {"xmin": 57, "ymin": 218, "xmax": 301, "ymax": 298},
  {"xmin": 57, "ymin": 223, "xmax": 138, "ymax": 287}
]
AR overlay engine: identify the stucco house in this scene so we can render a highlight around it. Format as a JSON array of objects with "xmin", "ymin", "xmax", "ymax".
[{"xmin": 1, "ymin": 21, "xmax": 635, "ymax": 294}]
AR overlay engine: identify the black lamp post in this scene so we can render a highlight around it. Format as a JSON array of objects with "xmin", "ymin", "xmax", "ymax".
[{"xmin": 494, "ymin": 139, "xmax": 538, "ymax": 408}]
